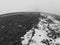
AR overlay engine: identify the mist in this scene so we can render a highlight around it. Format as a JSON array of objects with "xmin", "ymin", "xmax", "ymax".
[{"xmin": 0, "ymin": 0, "xmax": 60, "ymax": 15}]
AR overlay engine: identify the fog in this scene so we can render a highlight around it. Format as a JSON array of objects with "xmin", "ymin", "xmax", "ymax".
[{"xmin": 0, "ymin": 0, "xmax": 60, "ymax": 15}]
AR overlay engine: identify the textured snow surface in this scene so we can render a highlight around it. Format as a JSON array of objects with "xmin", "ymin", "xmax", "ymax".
[{"xmin": 21, "ymin": 14, "xmax": 60, "ymax": 45}]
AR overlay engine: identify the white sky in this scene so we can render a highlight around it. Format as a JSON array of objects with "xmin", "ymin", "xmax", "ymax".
[{"xmin": 0, "ymin": 0, "xmax": 60, "ymax": 15}]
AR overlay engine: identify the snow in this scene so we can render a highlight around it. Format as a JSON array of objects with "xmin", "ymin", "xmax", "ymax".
[{"xmin": 21, "ymin": 15, "xmax": 60, "ymax": 45}]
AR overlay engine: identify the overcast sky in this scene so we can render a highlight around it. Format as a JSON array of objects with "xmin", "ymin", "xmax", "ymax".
[{"xmin": 0, "ymin": 0, "xmax": 60, "ymax": 15}]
